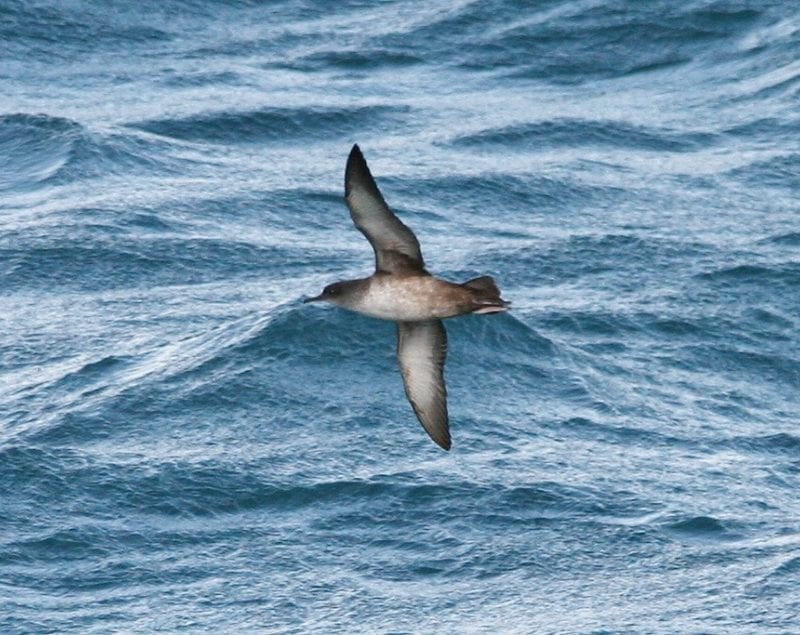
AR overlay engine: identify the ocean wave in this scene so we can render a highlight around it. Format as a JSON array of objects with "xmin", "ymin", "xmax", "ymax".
[
  {"xmin": 401, "ymin": 172, "xmax": 625, "ymax": 222},
  {"xmin": 0, "ymin": 113, "xmax": 186, "ymax": 192},
  {"xmin": 0, "ymin": 114, "xmax": 80, "ymax": 190},
  {"xmin": 697, "ymin": 261, "xmax": 800, "ymax": 286},
  {"xmin": 734, "ymin": 59, "xmax": 800, "ymax": 101},
  {"xmin": 494, "ymin": 233, "xmax": 709, "ymax": 289},
  {"xmin": 0, "ymin": 3, "xmax": 171, "ymax": 60},
  {"xmin": 128, "ymin": 105, "xmax": 410, "ymax": 144},
  {"xmin": 725, "ymin": 152, "xmax": 800, "ymax": 188},
  {"xmin": 7, "ymin": 300, "xmax": 553, "ymax": 452},
  {"xmin": 558, "ymin": 415, "xmax": 695, "ymax": 449},
  {"xmin": 681, "ymin": 344, "xmax": 800, "ymax": 388},
  {"xmin": 0, "ymin": 443, "xmax": 647, "ymax": 523},
  {"xmin": 727, "ymin": 432, "xmax": 800, "ymax": 454},
  {"xmin": 764, "ymin": 231, "xmax": 800, "ymax": 246},
  {"xmin": 372, "ymin": 1, "xmax": 762, "ymax": 81},
  {"xmin": 664, "ymin": 515, "xmax": 734, "ymax": 538},
  {"xmin": 0, "ymin": 236, "xmax": 292, "ymax": 291},
  {"xmin": 289, "ymin": 48, "xmax": 423, "ymax": 72},
  {"xmin": 723, "ymin": 117, "xmax": 800, "ymax": 141},
  {"xmin": 452, "ymin": 119, "xmax": 717, "ymax": 152}
]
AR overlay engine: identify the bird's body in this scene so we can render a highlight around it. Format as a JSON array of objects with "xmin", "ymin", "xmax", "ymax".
[
  {"xmin": 328, "ymin": 273, "xmax": 477, "ymax": 321},
  {"xmin": 306, "ymin": 145, "xmax": 508, "ymax": 450}
]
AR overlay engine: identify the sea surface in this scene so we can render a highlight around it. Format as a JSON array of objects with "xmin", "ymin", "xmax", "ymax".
[{"xmin": 2, "ymin": 1, "xmax": 799, "ymax": 633}]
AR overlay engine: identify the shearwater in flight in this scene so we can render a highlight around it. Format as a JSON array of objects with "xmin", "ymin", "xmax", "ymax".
[{"xmin": 305, "ymin": 145, "xmax": 509, "ymax": 450}]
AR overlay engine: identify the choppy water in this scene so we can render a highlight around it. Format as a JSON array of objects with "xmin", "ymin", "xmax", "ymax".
[{"xmin": 2, "ymin": 1, "xmax": 800, "ymax": 633}]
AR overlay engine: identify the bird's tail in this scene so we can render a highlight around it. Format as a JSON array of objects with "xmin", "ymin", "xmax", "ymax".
[{"xmin": 461, "ymin": 276, "xmax": 510, "ymax": 314}]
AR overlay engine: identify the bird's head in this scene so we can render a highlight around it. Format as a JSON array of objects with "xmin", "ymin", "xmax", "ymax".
[{"xmin": 304, "ymin": 280, "xmax": 355, "ymax": 306}]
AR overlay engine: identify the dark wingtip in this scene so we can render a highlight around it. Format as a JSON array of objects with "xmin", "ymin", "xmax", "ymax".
[
  {"xmin": 345, "ymin": 143, "xmax": 373, "ymax": 198},
  {"xmin": 431, "ymin": 429, "xmax": 452, "ymax": 451},
  {"xmin": 345, "ymin": 144, "xmax": 363, "ymax": 196}
]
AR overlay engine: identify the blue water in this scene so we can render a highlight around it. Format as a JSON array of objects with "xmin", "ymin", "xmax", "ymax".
[{"xmin": 2, "ymin": 1, "xmax": 799, "ymax": 632}]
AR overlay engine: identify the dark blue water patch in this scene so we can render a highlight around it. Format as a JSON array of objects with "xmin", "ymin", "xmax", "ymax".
[
  {"xmin": 180, "ymin": 29, "xmax": 299, "ymax": 62},
  {"xmin": 0, "ymin": 446, "xmax": 276, "ymax": 518},
  {"xmin": 495, "ymin": 233, "xmax": 713, "ymax": 289},
  {"xmin": 451, "ymin": 119, "xmax": 718, "ymax": 152},
  {"xmin": 0, "ymin": 448, "xmax": 629, "ymax": 525},
  {"xmin": 12, "ymin": 312, "xmax": 398, "ymax": 451},
  {"xmin": 87, "ymin": 460, "xmax": 309, "ymax": 517},
  {"xmin": 770, "ymin": 555, "xmax": 800, "ymax": 577},
  {"xmin": 396, "ymin": 172, "xmax": 628, "ymax": 224},
  {"xmin": 2, "ymin": 524, "xmax": 121, "ymax": 567},
  {"xmin": 445, "ymin": 313, "xmax": 560, "ymax": 400},
  {"xmin": 0, "ymin": 2, "xmax": 173, "ymax": 61},
  {"xmin": 750, "ymin": 553, "xmax": 800, "ymax": 603},
  {"xmin": 642, "ymin": 308, "xmax": 794, "ymax": 349},
  {"xmin": 289, "ymin": 48, "xmax": 424, "ymax": 72},
  {"xmin": 739, "ymin": 308, "xmax": 796, "ymax": 343},
  {"xmin": 725, "ymin": 153, "xmax": 800, "ymax": 189},
  {"xmin": 689, "ymin": 263, "xmax": 800, "ymax": 333},
  {"xmin": 372, "ymin": 0, "xmax": 762, "ymax": 82},
  {"xmin": 0, "ymin": 445, "xmax": 78, "ymax": 504},
  {"xmin": 0, "ymin": 236, "xmax": 298, "ymax": 292},
  {"xmin": 247, "ymin": 306, "xmax": 396, "ymax": 366},
  {"xmin": 696, "ymin": 261, "xmax": 800, "ymax": 287},
  {"xmin": 114, "ymin": 188, "xmax": 346, "ymax": 240},
  {"xmin": 309, "ymin": 479, "xmax": 654, "ymax": 534},
  {"xmin": 762, "ymin": 232, "xmax": 800, "ymax": 247},
  {"xmin": 723, "ymin": 117, "xmax": 800, "ymax": 142},
  {"xmin": 680, "ymin": 344, "xmax": 800, "ymax": 389},
  {"xmin": 117, "ymin": 209, "xmax": 176, "ymax": 232},
  {"xmin": 498, "ymin": 3, "xmax": 763, "ymax": 81},
  {"xmin": 645, "ymin": 316, "xmax": 708, "ymax": 337},
  {"xmin": 158, "ymin": 69, "xmax": 246, "ymax": 88},
  {"xmin": 88, "ymin": 307, "xmax": 399, "ymax": 420},
  {"xmin": 447, "ymin": 312, "xmax": 555, "ymax": 361},
  {"xmin": 556, "ymin": 415, "xmax": 697, "ymax": 451},
  {"xmin": 133, "ymin": 187, "xmax": 342, "ymax": 237},
  {"xmin": 540, "ymin": 310, "xmax": 640, "ymax": 338},
  {"xmin": 18, "ymin": 408, "xmax": 119, "ymax": 447},
  {"xmin": 291, "ymin": 189, "xmax": 361, "ymax": 235},
  {"xmin": 127, "ymin": 104, "xmax": 410, "ymax": 145},
  {"xmin": 665, "ymin": 515, "xmax": 734, "ymax": 539},
  {"xmin": 726, "ymin": 432, "xmax": 800, "ymax": 455},
  {"xmin": 0, "ymin": 472, "xmax": 663, "ymax": 617},
  {"xmin": 56, "ymin": 356, "xmax": 131, "ymax": 390},
  {"xmin": 499, "ymin": 482, "xmax": 617, "ymax": 517}
]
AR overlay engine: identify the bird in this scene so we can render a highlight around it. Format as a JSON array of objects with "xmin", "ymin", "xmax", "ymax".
[{"xmin": 305, "ymin": 145, "xmax": 508, "ymax": 450}]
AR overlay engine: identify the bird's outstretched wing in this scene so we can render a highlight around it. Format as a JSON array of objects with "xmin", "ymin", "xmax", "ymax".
[
  {"xmin": 345, "ymin": 144, "xmax": 425, "ymax": 274},
  {"xmin": 396, "ymin": 319, "xmax": 450, "ymax": 450}
]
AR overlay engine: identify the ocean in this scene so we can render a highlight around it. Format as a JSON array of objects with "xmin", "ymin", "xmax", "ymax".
[{"xmin": 2, "ymin": 1, "xmax": 799, "ymax": 632}]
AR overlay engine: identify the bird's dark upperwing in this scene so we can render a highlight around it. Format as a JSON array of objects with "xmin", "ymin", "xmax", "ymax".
[
  {"xmin": 345, "ymin": 144, "xmax": 425, "ymax": 274},
  {"xmin": 397, "ymin": 319, "xmax": 450, "ymax": 450}
]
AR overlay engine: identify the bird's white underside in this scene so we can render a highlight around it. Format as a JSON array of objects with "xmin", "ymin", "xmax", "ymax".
[{"xmin": 350, "ymin": 276, "xmax": 461, "ymax": 321}]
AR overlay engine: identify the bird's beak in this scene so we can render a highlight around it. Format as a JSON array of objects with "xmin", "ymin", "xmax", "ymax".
[{"xmin": 303, "ymin": 294, "xmax": 324, "ymax": 303}]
